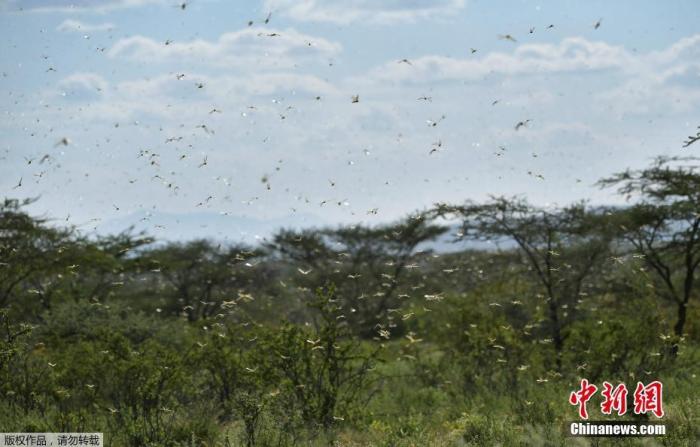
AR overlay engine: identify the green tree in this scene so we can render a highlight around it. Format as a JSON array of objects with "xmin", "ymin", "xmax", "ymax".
[
  {"xmin": 143, "ymin": 240, "xmax": 262, "ymax": 321},
  {"xmin": 0, "ymin": 198, "xmax": 75, "ymax": 311},
  {"xmin": 267, "ymin": 216, "xmax": 446, "ymax": 337},
  {"xmin": 433, "ymin": 197, "xmax": 612, "ymax": 371},
  {"xmin": 266, "ymin": 286, "xmax": 380, "ymax": 432},
  {"xmin": 599, "ymin": 156, "xmax": 700, "ymax": 353}
]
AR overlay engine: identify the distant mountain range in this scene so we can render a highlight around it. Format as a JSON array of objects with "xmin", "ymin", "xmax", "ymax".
[
  {"xmin": 94, "ymin": 209, "xmax": 328, "ymax": 245},
  {"xmin": 89, "ymin": 210, "xmax": 507, "ymax": 253}
]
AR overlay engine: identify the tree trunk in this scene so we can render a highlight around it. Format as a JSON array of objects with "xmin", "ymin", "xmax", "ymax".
[
  {"xmin": 548, "ymin": 298, "xmax": 563, "ymax": 372},
  {"xmin": 671, "ymin": 301, "xmax": 687, "ymax": 356}
]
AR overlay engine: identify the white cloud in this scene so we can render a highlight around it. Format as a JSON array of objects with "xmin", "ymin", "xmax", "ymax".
[
  {"xmin": 364, "ymin": 37, "xmax": 632, "ymax": 84},
  {"xmin": 5, "ymin": 0, "xmax": 164, "ymax": 13},
  {"xmin": 58, "ymin": 72, "xmax": 110, "ymax": 92},
  {"xmin": 57, "ymin": 19, "xmax": 114, "ymax": 32},
  {"xmin": 108, "ymin": 28, "xmax": 341, "ymax": 69},
  {"xmin": 597, "ymin": 74, "xmax": 700, "ymax": 116},
  {"xmin": 37, "ymin": 34, "xmax": 700, "ymax": 129},
  {"xmin": 114, "ymin": 72, "xmax": 339, "ymax": 100},
  {"xmin": 646, "ymin": 35, "xmax": 700, "ymax": 66},
  {"xmin": 264, "ymin": 0, "xmax": 465, "ymax": 24},
  {"xmin": 594, "ymin": 35, "xmax": 700, "ymax": 115},
  {"xmin": 352, "ymin": 34, "xmax": 700, "ymax": 118},
  {"xmin": 5, "ymin": 0, "xmax": 159, "ymax": 13},
  {"xmin": 45, "ymin": 70, "xmax": 341, "ymax": 124},
  {"xmin": 41, "ymin": 73, "xmax": 111, "ymax": 110}
]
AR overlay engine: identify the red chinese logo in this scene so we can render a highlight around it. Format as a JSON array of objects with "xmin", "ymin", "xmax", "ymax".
[
  {"xmin": 601, "ymin": 382, "xmax": 627, "ymax": 416},
  {"xmin": 569, "ymin": 379, "xmax": 597, "ymax": 419},
  {"xmin": 633, "ymin": 381, "xmax": 664, "ymax": 418},
  {"xmin": 569, "ymin": 379, "xmax": 664, "ymax": 419}
]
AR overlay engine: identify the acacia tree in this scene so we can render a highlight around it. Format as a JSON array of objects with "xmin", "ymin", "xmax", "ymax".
[
  {"xmin": 144, "ymin": 240, "xmax": 263, "ymax": 321},
  {"xmin": 24, "ymin": 231, "xmax": 154, "ymax": 313},
  {"xmin": 266, "ymin": 216, "xmax": 446, "ymax": 337},
  {"xmin": 433, "ymin": 197, "xmax": 612, "ymax": 371},
  {"xmin": 328, "ymin": 216, "xmax": 446, "ymax": 336},
  {"xmin": 599, "ymin": 156, "xmax": 700, "ymax": 353},
  {"xmin": 0, "ymin": 198, "xmax": 78, "ymax": 311}
]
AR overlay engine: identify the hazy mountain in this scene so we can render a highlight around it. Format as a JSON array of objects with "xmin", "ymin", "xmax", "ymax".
[{"xmin": 94, "ymin": 209, "xmax": 328, "ymax": 245}]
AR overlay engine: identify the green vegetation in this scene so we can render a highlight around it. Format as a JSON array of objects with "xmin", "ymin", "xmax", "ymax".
[{"xmin": 1, "ymin": 157, "xmax": 699, "ymax": 446}]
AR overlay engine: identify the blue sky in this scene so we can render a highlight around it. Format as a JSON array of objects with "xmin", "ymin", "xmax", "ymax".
[{"xmin": 1, "ymin": 0, "xmax": 699, "ymax": 242}]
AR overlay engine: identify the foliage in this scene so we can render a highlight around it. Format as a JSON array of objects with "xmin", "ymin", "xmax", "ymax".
[
  {"xmin": 1, "ymin": 159, "xmax": 699, "ymax": 445},
  {"xmin": 599, "ymin": 156, "xmax": 700, "ymax": 351}
]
